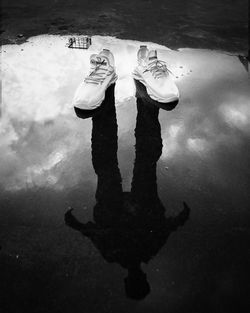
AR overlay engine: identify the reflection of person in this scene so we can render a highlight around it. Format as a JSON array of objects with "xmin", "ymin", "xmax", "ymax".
[{"xmin": 66, "ymin": 77, "xmax": 190, "ymax": 300}]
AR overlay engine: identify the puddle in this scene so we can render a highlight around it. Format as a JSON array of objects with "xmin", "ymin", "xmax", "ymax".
[{"xmin": 1, "ymin": 35, "xmax": 250, "ymax": 313}]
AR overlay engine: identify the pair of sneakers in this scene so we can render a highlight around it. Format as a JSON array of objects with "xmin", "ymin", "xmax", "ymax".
[{"xmin": 73, "ymin": 46, "xmax": 179, "ymax": 111}]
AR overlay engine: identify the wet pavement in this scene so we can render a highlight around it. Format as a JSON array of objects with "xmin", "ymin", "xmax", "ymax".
[
  {"xmin": 1, "ymin": 0, "xmax": 248, "ymax": 53},
  {"xmin": 1, "ymin": 36, "xmax": 250, "ymax": 312}
]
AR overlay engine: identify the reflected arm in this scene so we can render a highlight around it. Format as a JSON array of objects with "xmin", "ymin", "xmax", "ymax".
[
  {"xmin": 169, "ymin": 202, "xmax": 191, "ymax": 231},
  {"xmin": 65, "ymin": 208, "xmax": 95, "ymax": 236}
]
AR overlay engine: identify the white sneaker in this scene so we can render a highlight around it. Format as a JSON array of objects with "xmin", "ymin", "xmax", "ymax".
[
  {"xmin": 132, "ymin": 46, "xmax": 179, "ymax": 103},
  {"xmin": 73, "ymin": 49, "xmax": 118, "ymax": 110}
]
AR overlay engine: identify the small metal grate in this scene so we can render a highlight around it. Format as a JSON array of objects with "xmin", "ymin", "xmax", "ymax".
[{"xmin": 67, "ymin": 36, "xmax": 92, "ymax": 49}]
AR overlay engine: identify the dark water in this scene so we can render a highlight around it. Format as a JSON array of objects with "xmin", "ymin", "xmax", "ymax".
[
  {"xmin": 1, "ymin": 0, "xmax": 248, "ymax": 53},
  {"xmin": 1, "ymin": 47, "xmax": 250, "ymax": 312}
]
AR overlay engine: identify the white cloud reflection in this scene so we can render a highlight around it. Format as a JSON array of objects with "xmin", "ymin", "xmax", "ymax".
[
  {"xmin": 219, "ymin": 96, "xmax": 250, "ymax": 130},
  {"xmin": 1, "ymin": 35, "xmax": 250, "ymax": 191},
  {"xmin": 162, "ymin": 124, "xmax": 183, "ymax": 158},
  {"xmin": 187, "ymin": 138, "xmax": 209, "ymax": 153}
]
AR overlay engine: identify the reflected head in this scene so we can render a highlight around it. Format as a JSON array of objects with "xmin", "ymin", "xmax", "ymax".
[{"xmin": 124, "ymin": 267, "xmax": 150, "ymax": 300}]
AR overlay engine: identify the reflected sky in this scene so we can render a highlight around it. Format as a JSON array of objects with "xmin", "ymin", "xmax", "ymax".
[
  {"xmin": 1, "ymin": 35, "xmax": 249, "ymax": 193},
  {"xmin": 1, "ymin": 35, "xmax": 250, "ymax": 312}
]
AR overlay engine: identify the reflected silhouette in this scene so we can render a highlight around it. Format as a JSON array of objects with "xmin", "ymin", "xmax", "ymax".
[{"xmin": 65, "ymin": 82, "xmax": 190, "ymax": 300}]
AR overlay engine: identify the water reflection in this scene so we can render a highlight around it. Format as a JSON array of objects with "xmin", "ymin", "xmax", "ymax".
[
  {"xmin": 1, "ymin": 36, "xmax": 250, "ymax": 312},
  {"xmin": 65, "ymin": 82, "xmax": 190, "ymax": 300}
]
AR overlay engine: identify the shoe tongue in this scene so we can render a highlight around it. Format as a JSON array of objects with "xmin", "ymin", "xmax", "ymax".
[
  {"xmin": 148, "ymin": 50, "xmax": 158, "ymax": 61},
  {"xmin": 99, "ymin": 49, "xmax": 113, "ymax": 66},
  {"xmin": 90, "ymin": 53, "xmax": 110, "ymax": 67}
]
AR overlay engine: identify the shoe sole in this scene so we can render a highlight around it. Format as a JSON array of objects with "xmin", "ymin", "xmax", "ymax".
[
  {"xmin": 134, "ymin": 79, "xmax": 179, "ymax": 111},
  {"xmin": 132, "ymin": 69, "xmax": 179, "ymax": 103}
]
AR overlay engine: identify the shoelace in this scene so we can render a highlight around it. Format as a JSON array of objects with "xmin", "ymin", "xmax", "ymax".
[
  {"xmin": 84, "ymin": 60, "xmax": 110, "ymax": 84},
  {"xmin": 144, "ymin": 59, "xmax": 173, "ymax": 79}
]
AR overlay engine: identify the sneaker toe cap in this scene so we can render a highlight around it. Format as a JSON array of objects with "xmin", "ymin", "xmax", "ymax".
[
  {"xmin": 73, "ymin": 84, "xmax": 104, "ymax": 110},
  {"xmin": 148, "ymin": 80, "xmax": 179, "ymax": 102},
  {"xmin": 159, "ymin": 83, "xmax": 179, "ymax": 101}
]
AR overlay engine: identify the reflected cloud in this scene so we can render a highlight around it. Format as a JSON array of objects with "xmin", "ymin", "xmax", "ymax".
[
  {"xmin": 0, "ymin": 115, "xmax": 93, "ymax": 191},
  {"xmin": 187, "ymin": 138, "xmax": 209, "ymax": 153},
  {"xmin": 162, "ymin": 124, "xmax": 184, "ymax": 158},
  {"xmin": 219, "ymin": 96, "xmax": 250, "ymax": 131}
]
